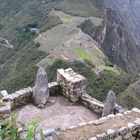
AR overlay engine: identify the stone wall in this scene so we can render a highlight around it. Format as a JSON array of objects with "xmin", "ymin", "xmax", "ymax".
[
  {"xmin": 2, "ymin": 82, "xmax": 61, "ymax": 110},
  {"xmin": 0, "ymin": 90, "xmax": 11, "ymax": 120},
  {"xmin": 57, "ymin": 68, "xmax": 86, "ymax": 102},
  {"xmin": 51, "ymin": 108, "xmax": 140, "ymax": 140},
  {"xmin": 2, "ymin": 87, "xmax": 33, "ymax": 110},
  {"xmin": 0, "ymin": 101, "xmax": 11, "ymax": 120},
  {"xmin": 80, "ymin": 93, "xmax": 104, "ymax": 114}
]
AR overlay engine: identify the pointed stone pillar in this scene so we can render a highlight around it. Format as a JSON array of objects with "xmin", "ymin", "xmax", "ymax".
[
  {"xmin": 33, "ymin": 67, "xmax": 49, "ymax": 108},
  {"xmin": 102, "ymin": 90, "xmax": 116, "ymax": 117}
]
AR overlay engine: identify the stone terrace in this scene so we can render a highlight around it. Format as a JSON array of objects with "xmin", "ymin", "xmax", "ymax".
[
  {"xmin": 52, "ymin": 109, "xmax": 140, "ymax": 140},
  {"xmin": 0, "ymin": 68, "xmax": 140, "ymax": 140},
  {"xmin": 14, "ymin": 96, "xmax": 99, "ymax": 129}
]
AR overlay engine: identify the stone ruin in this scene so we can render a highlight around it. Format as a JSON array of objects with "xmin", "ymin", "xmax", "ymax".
[
  {"xmin": 57, "ymin": 68, "xmax": 86, "ymax": 102},
  {"xmin": 102, "ymin": 90, "xmax": 116, "ymax": 117},
  {"xmin": 33, "ymin": 67, "xmax": 49, "ymax": 108},
  {"xmin": 0, "ymin": 67, "xmax": 140, "ymax": 140}
]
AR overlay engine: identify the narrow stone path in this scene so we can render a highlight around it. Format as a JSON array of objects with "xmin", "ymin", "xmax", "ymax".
[{"xmin": 0, "ymin": 37, "xmax": 14, "ymax": 48}]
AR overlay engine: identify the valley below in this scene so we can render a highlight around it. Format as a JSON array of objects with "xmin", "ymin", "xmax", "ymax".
[{"xmin": 0, "ymin": 0, "xmax": 140, "ymax": 109}]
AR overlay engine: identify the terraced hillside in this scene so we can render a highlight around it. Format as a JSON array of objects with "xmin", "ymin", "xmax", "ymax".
[
  {"xmin": 0, "ymin": 0, "xmax": 139, "ymax": 107},
  {"xmin": 0, "ymin": 0, "xmax": 106, "ymax": 92}
]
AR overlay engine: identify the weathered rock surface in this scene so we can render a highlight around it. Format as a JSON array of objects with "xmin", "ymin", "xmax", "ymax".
[
  {"xmin": 105, "ymin": 0, "xmax": 140, "ymax": 45},
  {"xmin": 102, "ymin": 90, "xmax": 116, "ymax": 117},
  {"xmin": 79, "ymin": 9, "xmax": 140, "ymax": 73},
  {"xmin": 33, "ymin": 67, "xmax": 49, "ymax": 107}
]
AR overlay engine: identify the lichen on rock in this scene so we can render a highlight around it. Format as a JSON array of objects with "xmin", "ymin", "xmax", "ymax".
[{"xmin": 33, "ymin": 67, "xmax": 49, "ymax": 108}]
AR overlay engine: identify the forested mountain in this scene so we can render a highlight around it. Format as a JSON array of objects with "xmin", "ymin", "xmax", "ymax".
[{"xmin": 0, "ymin": 0, "xmax": 140, "ymax": 108}]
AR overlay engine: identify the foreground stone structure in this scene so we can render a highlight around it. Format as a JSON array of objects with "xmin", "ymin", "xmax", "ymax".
[
  {"xmin": 57, "ymin": 68, "xmax": 86, "ymax": 102},
  {"xmin": 52, "ymin": 109, "xmax": 140, "ymax": 140},
  {"xmin": 0, "ymin": 68, "xmax": 140, "ymax": 140},
  {"xmin": 2, "ymin": 83, "xmax": 60, "ymax": 111},
  {"xmin": 102, "ymin": 90, "xmax": 116, "ymax": 117},
  {"xmin": 80, "ymin": 93, "xmax": 104, "ymax": 114},
  {"xmin": 33, "ymin": 67, "xmax": 49, "ymax": 107}
]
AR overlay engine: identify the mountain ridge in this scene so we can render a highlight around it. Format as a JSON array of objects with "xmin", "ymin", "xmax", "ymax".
[{"xmin": 0, "ymin": 0, "xmax": 140, "ymax": 108}]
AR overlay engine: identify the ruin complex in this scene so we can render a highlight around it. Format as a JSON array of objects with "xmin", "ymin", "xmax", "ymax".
[{"xmin": 0, "ymin": 68, "xmax": 140, "ymax": 140}]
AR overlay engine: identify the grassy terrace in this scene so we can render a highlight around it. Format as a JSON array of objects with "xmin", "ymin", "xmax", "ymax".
[{"xmin": 75, "ymin": 47, "xmax": 95, "ymax": 61}]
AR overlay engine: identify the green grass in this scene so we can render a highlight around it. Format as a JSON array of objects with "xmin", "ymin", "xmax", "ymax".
[
  {"xmin": 53, "ymin": 0, "xmax": 103, "ymax": 17},
  {"xmin": 75, "ymin": 47, "xmax": 95, "ymax": 61},
  {"xmin": 54, "ymin": 11, "xmax": 74, "ymax": 23},
  {"xmin": 99, "ymin": 65, "xmax": 120, "ymax": 74}
]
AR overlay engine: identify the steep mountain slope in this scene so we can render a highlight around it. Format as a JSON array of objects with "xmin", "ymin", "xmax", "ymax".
[
  {"xmin": 118, "ymin": 78, "xmax": 140, "ymax": 109},
  {"xmin": 0, "ymin": 0, "xmax": 139, "ymax": 107},
  {"xmin": 0, "ymin": 0, "xmax": 61, "ymax": 90},
  {"xmin": 79, "ymin": 8, "xmax": 140, "ymax": 73},
  {"xmin": 0, "ymin": 0, "xmax": 105, "ymax": 91},
  {"xmin": 105, "ymin": 0, "xmax": 140, "ymax": 44},
  {"xmin": 101, "ymin": 9, "xmax": 140, "ymax": 73}
]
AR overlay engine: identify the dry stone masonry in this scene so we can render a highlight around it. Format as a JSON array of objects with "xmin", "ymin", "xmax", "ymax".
[
  {"xmin": 52, "ymin": 109, "xmax": 140, "ymax": 140},
  {"xmin": 57, "ymin": 68, "xmax": 86, "ymax": 102},
  {"xmin": 80, "ymin": 93, "xmax": 104, "ymax": 114},
  {"xmin": 0, "ymin": 90, "xmax": 10, "ymax": 120},
  {"xmin": 2, "ymin": 87, "xmax": 33, "ymax": 110},
  {"xmin": 0, "ymin": 68, "xmax": 140, "ymax": 140}
]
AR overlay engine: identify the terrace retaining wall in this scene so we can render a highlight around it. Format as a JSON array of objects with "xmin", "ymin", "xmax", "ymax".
[
  {"xmin": 51, "ymin": 108, "xmax": 140, "ymax": 140},
  {"xmin": 80, "ymin": 94, "xmax": 104, "ymax": 114},
  {"xmin": 0, "ymin": 82, "xmax": 61, "ymax": 116}
]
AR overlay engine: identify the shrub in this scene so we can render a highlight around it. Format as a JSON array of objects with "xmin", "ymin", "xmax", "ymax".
[{"xmin": 0, "ymin": 114, "xmax": 45, "ymax": 140}]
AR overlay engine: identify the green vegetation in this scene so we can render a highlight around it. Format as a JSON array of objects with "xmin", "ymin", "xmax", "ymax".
[
  {"xmin": 0, "ymin": 31, "xmax": 47, "ymax": 93},
  {"xmin": 0, "ymin": 114, "xmax": 45, "ymax": 140},
  {"xmin": 118, "ymin": 79, "xmax": 140, "ymax": 109},
  {"xmin": 75, "ymin": 47, "xmax": 95, "ymax": 61},
  {"xmin": 53, "ymin": 11, "xmax": 84, "ymax": 23},
  {"xmin": 53, "ymin": 0, "xmax": 103, "ymax": 17},
  {"xmin": 0, "ymin": 0, "xmax": 59, "ymax": 92},
  {"xmin": 78, "ymin": 19, "xmax": 95, "ymax": 35},
  {"xmin": 0, "ymin": 0, "xmax": 139, "ymax": 109},
  {"xmin": 46, "ymin": 59, "xmax": 136, "ymax": 101}
]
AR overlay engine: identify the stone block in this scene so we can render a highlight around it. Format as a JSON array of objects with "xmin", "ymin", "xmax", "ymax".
[
  {"xmin": 94, "ymin": 117, "xmax": 108, "ymax": 125},
  {"xmin": 0, "ymin": 102, "xmax": 11, "ymax": 114},
  {"xmin": 132, "ymin": 108, "xmax": 140, "ymax": 113},
  {"xmin": 124, "ymin": 132, "xmax": 132, "ymax": 139},
  {"xmin": 134, "ymin": 118, "xmax": 140, "ymax": 125},
  {"xmin": 88, "ymin": 137, "xmax": 97, "ymax": 140},
  {"xmin": 97, "ymin": 133, "xmax": 107, "ymax": 140},
  {"xmin": 107, "ymin": 129, "xmax": 116, "ymax": 139},
  {"xmin": 118, "ymin": 127, "xmax": 129, "ymax": 135},
  {"xmin": 116, "ymin": 113, "xmax": 123, "ymax": 117},
  {"xmin": 0, "ymin": 90, "xmax": 8, "ymax": 98},
  {"xmin": 127, "ymin": 123, "xmax": 136, "ymax": 131},
  {"xmin": 114, "ymin": 136, "xmax": 123, "ymax": 140}
]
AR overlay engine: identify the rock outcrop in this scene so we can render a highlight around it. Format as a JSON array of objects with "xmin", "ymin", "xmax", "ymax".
[
  {"xmin": 102, "ymin": 90, "xmax": 116, "ymax": 117},
  {"xmin": 105, "ymin": 0, "xmax": 140, "ymax": 45},
  {"xmin": 79, "ymin": 9, "xmax": 140, "ymax": 73},
  {"xmin": 33, "ymin": 67, "xmax": 49, "ymax": 107}
]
